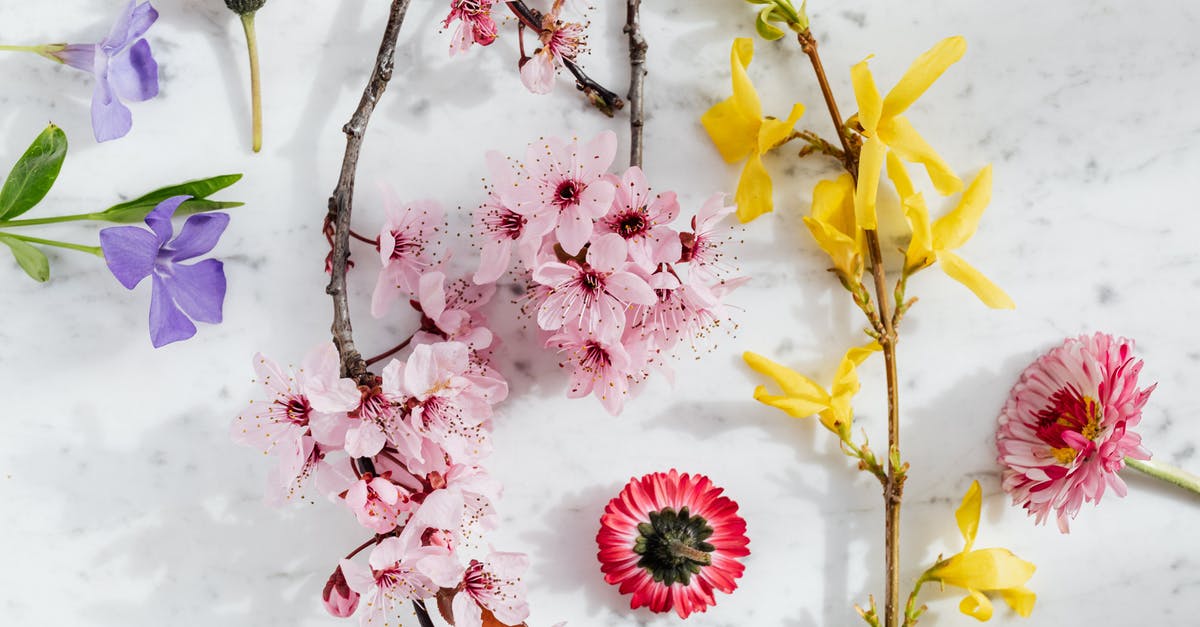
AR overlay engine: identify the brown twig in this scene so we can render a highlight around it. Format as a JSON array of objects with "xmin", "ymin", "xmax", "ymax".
[
  {"xmin": 505, "ymin": 0, "xmax": 625, "ymax": 116},
  {"xmin": 624, "ymin": 0, "xmax": 647, "ymax": 167},
  {"xmin": 797, "ymin": 28, "xmax": 905, "ymax": 627},
  {"xmin": 364, "ymin": 334, "xmax": 415, "ymax": 368}
]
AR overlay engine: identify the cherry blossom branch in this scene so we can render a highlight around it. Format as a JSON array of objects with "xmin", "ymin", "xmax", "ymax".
[
  {"xmin": 365, "ymin": 334, "xmax": 415, "ymax": 367},
  {"xmin": 505, "ymin": 0, "xmax": 625, "ymax": 116},
  {"xmin": 796, "ymin": 28, "xmax": 905, "ymax": 627},
  {"xmin": 624, "ymin": 0, "xmax": 647, "ymax": 167},
  {"xmin": 326, "ymin": 0, "xmax": 412, "ymax": 385}
]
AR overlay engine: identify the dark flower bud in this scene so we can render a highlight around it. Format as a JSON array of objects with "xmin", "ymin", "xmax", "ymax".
[
  {"xmin": 322, "ymin": 565, "xmax": 360, "ymax": 618},
  {"xmin": 225, "ymin": 0, "xmax": 267, "ymax": 15}
]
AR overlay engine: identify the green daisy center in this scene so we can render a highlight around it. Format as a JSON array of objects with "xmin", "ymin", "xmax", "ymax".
[{"xmin": 633, "ymin": 506, "xmax": 715, "ymax": 586}]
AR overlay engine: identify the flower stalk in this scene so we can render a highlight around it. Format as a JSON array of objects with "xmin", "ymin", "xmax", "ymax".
[
  {"xmin": 1124, "ymin": 457, "xmax": 1200, "ymax": 497},
  {"xmin": 0, "ymin": 232, "xmax": 102, "ymax": 256},
  {"xmin": 625, "ymin": 0, "xmax": 647, "ymax": 167},
  {"xmin": 239, "ymin": 13, "xmax": 264, "ymax": 153}
]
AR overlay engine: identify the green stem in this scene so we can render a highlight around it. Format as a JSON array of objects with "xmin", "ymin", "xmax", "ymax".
[
  {"xmin": 1124, "ymin": 457, "xmax": 1200, "ymax": 496},
  {"xmin": 0, "ymin": 212, "xmax": 99, "ymax": 227},
  {"xmin": 240, "ymin": 13, "xmax": 263, "ymax": 153},
  {"xmin": 0, "ymin": 43, "xmax": 65, "ymax": 63},
  {"xmin": 0, "ymin": 232, "xmax": 102, "ymax": 256}
]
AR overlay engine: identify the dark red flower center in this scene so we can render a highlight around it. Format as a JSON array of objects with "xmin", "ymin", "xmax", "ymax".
[
  {"xmin": 554, "ymin": 179, "xmax": 582, "ymax": 208},
  {"xmin": 484, "ymin": 207, "xmax": 526, "ymax": 240},
  {"xmin": 275, "ymin": 394, "xmax": 312, "ymax": 426},
  {"xmin": 633, "ymin": 506, "xmax": 714, "ymax": 586},
  {"xmin": 1034, "ymin": 387, "xmax": 1104, "ymax": 463},
  {"xmin": 612, "ymin": 209, "xmax": 649, "ymax": 239}
]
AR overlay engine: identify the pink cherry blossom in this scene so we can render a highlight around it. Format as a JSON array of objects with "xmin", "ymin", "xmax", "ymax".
[
  {"xmin": 415, "ymin": 272, "xmax": 495, "ymax": 351},
  {"xmin": 339, "ymin": 531, "xmax": 454, "ymax": 626},
  {"xmin": 997, "ymin": 333, "xmax": 1154, "ymax": 532},
  {"xmin": 549, "ymin": 328, "xmax": 639, "ymax": 415},
  {"xmin": 525, "ymin": 131, "xmax": 617, "ymax": 254},
  {"xmin": 473, "ymin": 152, "xmax": 549, "ymax": 284},
  {"xmin": 519, "ymin": 0, "xmax": 586, "ymax": 94},
  {"xmin": 323, "ymin": 565, "xmax": 360, "ymax": 618},
  {"xmin": 443, "ymin": 0, "xmax": 498, "ymax": 55},
  {"xmin": 533, "ymin": 232, "xmax": 656, "ymax": 335},
  {"xmin": 451, "ymin": 553, "xmax": 531, "ymax": 627},
  {"xmin": 597, "ymin": 166, "xmax": 681, "ymax": 270},
  {"xmin": 345, "ymin": 473, "xmax": 410, "ymax": 533},
  {"xmin": 682, "ymin": 193, "xmax": 737, "ymax": 281},
  {"xmin": 371, "ymin": 197, "xmax": 444, "ymax": 318}
]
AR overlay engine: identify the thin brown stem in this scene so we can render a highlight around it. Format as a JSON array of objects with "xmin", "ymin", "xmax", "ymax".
[
  {"xmin": 798, "ymin": 28, "xmax": 904, "ymax": 627},
  {"xmin": 326, "ymin": 0, "xmax": 411, "ymax": 385},
  {"xmin": 624, "ymin": 0, "xmax": 647, "ymax": 167},
  {"xmin": 364, "ymin": 334, "xmax": 415, "ymax": 367},
  {"xmin": 349, "ymin": 228, "xmax": 378, "ymax": 246},
  {"xmin": 344, "ymin": 535, "xmax": 384, "ymax": 560}
]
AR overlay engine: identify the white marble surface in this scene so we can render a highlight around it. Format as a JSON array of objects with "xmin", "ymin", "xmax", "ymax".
[{"xmin": 2, "ymin": 1, "xmax": 1200, "ymax": 625}]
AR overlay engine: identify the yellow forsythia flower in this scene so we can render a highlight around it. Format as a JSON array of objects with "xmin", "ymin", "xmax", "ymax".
[
  {"xmin": 850, "ymin": 36, "xmax": 967, "ymax": 229},
  {"xmin": 743, "ymin": 342, "xmax": 879, "ymax": 435},
  {"xmin": 802, "ymin": 173, "xmax": 863, "ymax": 283},
  {"xmin": 927, "ymin": 481, "xmax": 1036, "ymax": 621},
  {"xmin": 701, "ymin": 38, "xmax": 805, "ymax": 223},
  {"xmin": 887, "ymin": 152, "xmax": 1014, "ymax": 309}
]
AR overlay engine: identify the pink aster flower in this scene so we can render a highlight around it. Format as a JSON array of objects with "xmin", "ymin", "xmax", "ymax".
[
  {"xmin": 519, "ymin": 0, "xmax": 586, "ymax": 94},
  {"xmin": 533, "ymin": 232, "xmax": 656, "ymax": 335},
  {"xmin": 371, "ymin": 197, "xmax": 444, "ymax": 318},
  {"xmin": 597, "ymin": 470, "xmax": 749, "ymax": 619},
  {"xmin": 525, "ymin": 131, "xmax": 618, "ymax": 254},
  {"xmin": 340, "ymin": 531, "xmax": 456, "ymax": 625},
  {"xmin": 443, "ymin": 0, "xmax": 498, "ymax": 55},
  {"xmin": 450, "ymin": 552, "xmax": 531, "ymax": 627},
  {"xmin": 597, "ymin": 166, "xmax": 681, "ymax": 270},
  {"xmin": 549, "ymin": 328, "xmax": 641, "ymax": 415},
  {"xmin": 682, "ymin": 193, "xmax": 738, "ymax": 281},
  {"xmin": 996, "ymin": 333, "xmax": 1155, "ymax": 533}
]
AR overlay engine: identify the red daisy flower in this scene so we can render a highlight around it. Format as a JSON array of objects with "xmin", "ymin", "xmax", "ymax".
[{"xmin": 596, "ymin": 470, "xmax": 749, "ymax": 619}]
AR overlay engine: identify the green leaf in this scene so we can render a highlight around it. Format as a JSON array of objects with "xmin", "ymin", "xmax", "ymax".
[
  {"xmin": 0, "ymin": 124, "xmax": 68, "ymax": 220},
  {"xmin": 756, "ymin": 7, "xmax": 787, "ymax": 40},
  {"xmin": 101, "ymin": 173, "xmax": 243, "ymax": 214},
  {"xmin": 0, "ymin": 233, "xmax": 50, "ymax": 282},
  {"xmin": 95, "ymin": 199, "xmax": 245, "ymax": 224}
]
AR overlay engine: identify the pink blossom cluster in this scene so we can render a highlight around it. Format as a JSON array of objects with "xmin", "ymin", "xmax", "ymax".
[
  {"xmin": 473, "ymin": 130, "xmax": 745, "ymax": 414},
  {"xmin": 443, "ymin": 0, "xmax": 588, "ymax": 95},
  {"xmin": 233, "ymin": 199, "xmax": 530, "ymax": 626}
]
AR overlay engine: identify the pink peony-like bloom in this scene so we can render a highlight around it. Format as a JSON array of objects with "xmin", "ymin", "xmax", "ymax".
[
  {"xmin": 682, "ymin": 193, "xmax": 737, "ymax": 281},
  {"xmin": 597, "ymin": 166, "xmax": 681, "ymax": 270},
  {"xmin": 597, "ymin": 470, "xmax": 749, "ymax": 619},
  {"xmin": 322, "ymin": 565, "xmax": 360, "ymax": 618},
  {"xmin": 519, "ymin": 0, "xmax": 585, "ymax": 94},
  {"xmin": 525, "ymin": 131, "xmax": 617, "ymax": 254},
  {"xmin": 549, "ymin": 328, "xmax": 641, "ymax": 415},
  {"xmin": 533, "ymin": 232, "xmax": 656, "ymax": 336},
  {"xmin": 451, "ymin": 552, "xmax": 531, "ymax": 627},
  {"xmin": 371, "ymin": 197, "xmax": 444, "ymax": 318},
  {"xmin": 996, "ymin": 333, "xmax": 1155, "ymax": 533},
  {"xmin": 443, "ymin": 0, "xmax": 498, "ymax": 55}
]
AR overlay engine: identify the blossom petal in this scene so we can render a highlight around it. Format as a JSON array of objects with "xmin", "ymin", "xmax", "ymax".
[
  {"xmin": 734, "ymin": 153, "xmax": 772, "ymax": 223},
  {"xmin": 730, "ymin": 38, "xmax": 761, "ymax": 122},
  {"xmin": 164, "ymin": 259, "xmax": 226, "ymax": 324},
  {"xmin": 958, "ymin": 589, "xmax": 994, "ymax": 622},
  {"xmin": 881, "ymin": 36, "xmax": 967, "ymax": 120},
  {"xmin": 752, "ymin": 387, "xmax": 828, "ymax": 419},
  {"xmin": 168, "ymin": 211, "xmax": 229, "ymax": 261},
  {"xmin": 878, "ymin": 115, "xmax": 962, "ymax": 195},
  {"xmin": 107, "ymin": 38, "xmax": 158, "ymax": 102},
  {"xmin": 99, "ymin": 226, "xmax": 158, "ymax": 289},
  {"xmin": 955, "ymin": 480, "xmax": 982, "ymax": 550},
  {"xmin": 937, "ymin": 250, "xmax": 1015, "ymax": 309},
  {"xmin": 701, "ymin": 97, "xmax": 758, "ymax": 164},
  {"xmin": 149, "ymin": 273, "xmax": 196, "ymax": 347},
  {"xmin": 851, "ymin": 57, "xmax": 883, "ymax": 133},
  {"xmin": 606, "ymin": 272, "xmax": 657, "ymax": 306},
  {"xmin": 419, "ymin": 271, "xmax": 448, "ymax": 321},
  {"xmin": 104, "ymin": 1, "xmax": 158, "ymax": 51},
  {"xmin": 587, "ymin": 233, "xmax": 627, "ymax": 274},
  {"xmin": 758, "ymin": 102, "xmax": 805, "ymax": 154},
  {"xmin": 519, "ymin": 49, "xmax": 556, "ymax": 94},
  {"xmin": 743, "ymin": 352, "xmax": 828, "ymax": 400},
  {"xmin": 854, "ymin": 137, "xmax": 886, "ymax": 230},
  {"xmin": 932, "ymin": 166, "xmax": 993, "ymax": 251},
  {"xmin": 999, "ymin": 585, "xmax": 1036, "ymax": 617},
  {"xmin": 555, "ymin": 207, "xmax": 593, "ymax": 255},
  {"xmin": 144, "ymin": 196, "xmax": 186, "ymax": 244},
  {"xmin": 91, "ymin": 77, "xmax": 133, "ymax": 142}
]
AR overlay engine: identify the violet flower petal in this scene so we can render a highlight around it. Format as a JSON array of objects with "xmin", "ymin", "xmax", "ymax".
[
  {"xmin": 144, "ymin": 196, "xmax": 188, "ymax": 244},
  {"xmin": 149, "ymin": 273, "xmax": 197, "ymax": 347},
  {"xmin": 53, "ymin": 44, "xmax": 97, "ymax": 72},
  {"xmin": 103, "ymin": 1, "xmax": 158, "ymax": 52},
  {"xmin": 108, "ymin": 39, "xmax": 159, "ymax": 102},
  {"xmin": 165, "ymin": 259, "xmax": 226, "ymax": 324},
  {"xmin": 90, "ymin": 77, "xmax": 133, "ymax": 143},
  {"xmin": 99, "ymin": 226, "xmax": 159, "ymax": 289},
  {"xmin": 167, "ymin": 212, "xmax": 230, "ymax": 261}
]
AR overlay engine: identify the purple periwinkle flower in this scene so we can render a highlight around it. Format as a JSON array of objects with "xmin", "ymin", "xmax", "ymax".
[
  {"xmin": 51, "ymin": 1, "xmax": 160, "ymax": 142},
  {"xmin": 99, "ymin": 196, "xmax": 229, "ymax": 348}
]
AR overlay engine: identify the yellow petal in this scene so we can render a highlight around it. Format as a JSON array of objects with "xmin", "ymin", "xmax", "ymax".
[
  {"xmin": 825, "ymin": 342, "xmax": 881, "ymax": 431},
  {"xmin": 956, "ymin": 480, "xmax": 982, "ymax": 550},
  {"xmin": 854, "ymin": 137, "xmax": 886, "ymax": 229},
  {"xmin": 754, "ymin": 387, "xmax": 830, "ymax": 419},
  {"xmin": 759, "ymin": 102, "xmax": 806, "ymax": 154},
  {"xmin": 933, "ymin": 548, "xmax": 1037, "ymax": 591},
  {"xmin": 932, "ymin": 165, "xmax": 993, "ymax": 250},
  {"xmin": 881, "ymin": 36, "xmax": 967, "ymax": 119},
  {"xmin": 901, "ymin": 194, "xmax": 936, "ymax": 272},
  {"xmin": 885, "ymin": 151, "xmax": 916, "ymax": 201},
  {"xmin": 735, "ymin": 153, "xmax": 773, "ymax": 222},
  {"xmin": 937, "ymin": 251, "xmax": 1015, "ymax": 309},
  {"xmin": 803, "ymin": 216, "xmax": 859, "ymax": 278},
  {"xmin": 958, "ymin": 589, "xmax": 994, "ymax": 622},
  {"xmin": 811, "ymin": 174, "xmax": 856, "ymax": 234},
  {"xmin": 878, "ymin": 115, "xmax": 962, "ymax": 195},
  {"xmin": 730, "ymin": 38, "xmax": 762, "ymax": 122},
  {"xmin": 850, "ymin": 56, "xmax": 883, "ymax": 133},
  {"xmin": 701, "ymin": 97, "xmax": 760, "ymax": 163},
  {"xmin": 743, "ymin": 352, "xmax": 828, "ymax": 399},
  {"xmin": 999, "ymin": 586, "xmax": 1036, "ymax": 617},
  {"xmin": 817, "ymin": 407, "xmax": 846, "ymax": 434}
]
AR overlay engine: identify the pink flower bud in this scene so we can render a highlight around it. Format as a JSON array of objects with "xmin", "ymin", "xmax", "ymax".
[{"xmin": 322, "ymin": 565, "xmax": 360, "ymax": 618}]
